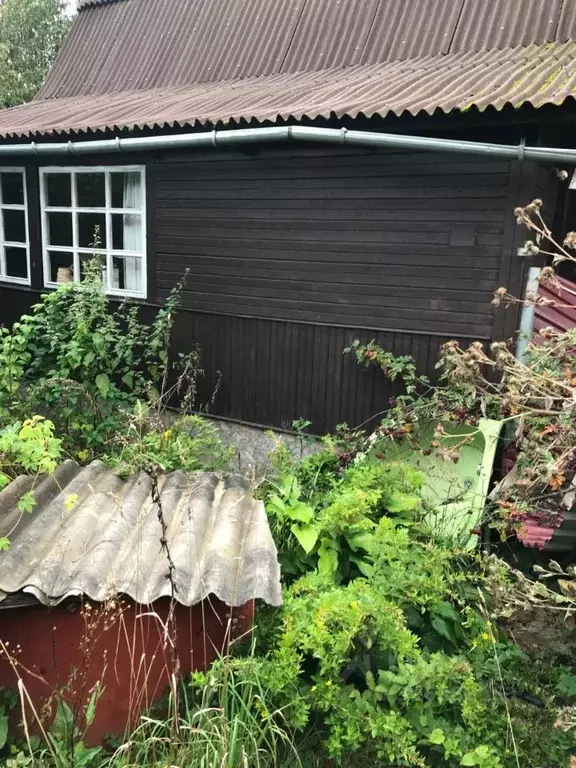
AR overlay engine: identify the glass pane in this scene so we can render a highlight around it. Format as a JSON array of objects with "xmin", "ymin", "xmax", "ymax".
[
  {"xmin": 111, "ymin": 171, "xmax": 141, "ymax": 209},
  {"xmin": 3, "ymin": 209, "xmax": 26, "ymax": 243},
  {"xmin": 47, "ymin": 250, "xmax": 74, "ymax": 284},
  {"xmin": 79, "ymin": 252, "xmax": 105, "ymax": 283},
  {"xmin": 1, "ymin": 172, "xmax": 24, "ymax": 205},
  {"xmin": 111, "ymin": 255, "xmax": 143, "ymax": 292},
  {"xmin": 47, "ymin": 211, "xmax": 73, "ymax": 247},
  {"xmin": 76, "ymin": 172, "xmax": 105, "ymax": 208},
  {"xmin": 78, "ymin": 212, "xmax": 106, "ymax": 248},
  {"xmin": 45, "ymin": 173, "xmax": 71, "ymax": 207},
  {"xmin": 5, "ymin": 247, "xmax": 27, "ymax": 279},
  {"xmin": 112, "ymin": 213, "xmax": 142, "ymax": 250}
]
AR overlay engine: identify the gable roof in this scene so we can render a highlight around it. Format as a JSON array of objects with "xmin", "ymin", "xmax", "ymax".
[
  {"xmin": 1, "ymin": 0, "xmax": 576, "ymax": 139},
  {"xmin": 0, "ymin": 41, "xmax": 575, "ymax": 139},
  {"xmin": 0, "ymin": 460, "xmax": 282, "ymax": 607}
]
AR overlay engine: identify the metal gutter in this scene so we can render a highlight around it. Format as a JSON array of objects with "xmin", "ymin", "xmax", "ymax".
[{"xmin": 0, "ymin": 125, "xmax": 575, "ymax": 163}]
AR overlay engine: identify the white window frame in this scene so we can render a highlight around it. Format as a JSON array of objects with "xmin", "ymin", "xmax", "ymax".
[
  {"xmin": 39, "ymin": 165, "xmax": 147, "ymax": 299},
  {"xmin": 0, "ymin": 167, "xmax": 30, "ymax": 286}
]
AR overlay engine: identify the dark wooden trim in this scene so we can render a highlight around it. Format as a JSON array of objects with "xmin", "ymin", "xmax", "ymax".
[
  {"xmin": 145, "ymin": 159, "xmax": 158, "ymax": 304},
  {"xmin": 25, "ymin": 164, "xmax": 43, "ymax": 292},
  {"xmin": 492, "ymin": 158, "xmax": 535, "ymax": 343}
]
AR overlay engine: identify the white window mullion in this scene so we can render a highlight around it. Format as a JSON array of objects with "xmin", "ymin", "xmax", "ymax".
[
  {"xmin": 0, "ymin": 168, "xmax": 30, "ymax": 285},
  {"xmin": 39, "ymin": 165, "xmax": 146, "ymax": 297},
  {"xmin": 105, "ymin": 171, "xmax": 112, "ymax": 291},
  {"xmin": 71, "ymin": 170, "xmax": 80, "ymax": 282}
]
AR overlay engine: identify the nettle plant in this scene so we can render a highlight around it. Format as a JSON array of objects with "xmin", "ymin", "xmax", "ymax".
[{"xmin": 0, "ymin": 260, "xmax": 190, "ymax": 459}]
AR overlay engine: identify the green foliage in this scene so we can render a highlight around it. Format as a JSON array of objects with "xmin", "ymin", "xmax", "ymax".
[
  {"xmin": 104, "ymin": 657, "xmax": 299, "ymax": 768},
  {"xmin": 0, "ymin": 415, "xmax": 61, "ymax": 489},
  {"xmin": 105, "ymin": 410, "xmax": 234, "ymax": 476},
  {"xmin": 0, "ymin": 262, "xmax": 190, "ymax": 460},
  {"xmin": 253, "ymin": 445, "xmax": 576, "ymax": 767},
  {"xmin": 265, "ymin": 453, "xmax": 425, "ymax": 583},
  {"xmin": 0, "ymin": 0, "xmax": 70, "ymax": 108},
  {"xmin": 0, "ymin": 415, "xmax": 61, "ymax": 542}
]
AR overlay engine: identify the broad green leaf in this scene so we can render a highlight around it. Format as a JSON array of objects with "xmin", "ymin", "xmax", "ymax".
[
  {"xmin": 318, "ymin": 537, "xmax": 339, "ymax": 579},
  {"xmin": 0, "ymin": 714, "xmax": 8, "ymax": 750},
  {"xmin": 429, "ymin": 728, "xmax": 445, "ymax": 745},
  {"xmin": 95, "ymin": 373, "xmax": 110, "ymax": 398},
  {"xmin": 461, "ymin": 753, "xmax": 478, "ymax": 766},
  {"xmin": 83, "ymin": 351, "xmax": 95, "ymax": 366},
  {"xmin": 17, "ymin": 492, "xmax": 36, "ymax": 513},
  {"xmin": 385, "ymin": 491, "xmax": 421, "ymax": 514},
  {"xmin": 291, "ymin": 523, "xmax": 319, "ymax": 554},
  {"xmin": 431, "ymin": 615, "xmax": 456, "ymax": 644},
  {"xmin": 0, "ymin": 539, "xmax": 10, "ymax": 552},
  {"xmin": 346, "ymin": 531, "xmax": 374, "ymax": 552},
  {"xmin": 121, "ymin": 372, "xmax": 134, "ymax": 390},
  {"xmin": 287, "ymin": 501, "xmax": 314, "ymax": 523}
]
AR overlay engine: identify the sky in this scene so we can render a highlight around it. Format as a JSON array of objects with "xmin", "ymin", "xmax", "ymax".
[{"xmin": 65, "ymin": 0, "xmax": 77, "ymax": 16}]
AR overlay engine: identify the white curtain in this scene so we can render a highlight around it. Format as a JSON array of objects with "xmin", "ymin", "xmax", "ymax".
[{"xmin": 120, "ymin": 173, "xmax": 141, "ymax": 292}]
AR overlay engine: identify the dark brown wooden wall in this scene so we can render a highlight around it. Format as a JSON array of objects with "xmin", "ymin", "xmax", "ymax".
[
  {"xmin": 0, "ymin": 144, "xmax": 550, "ymax": 433},
  {"xmin": 152, "ymin": 146, "xmax": 510, "ymax": 339},
  {"xmin": 149, "ymin": 144, "xmax": 520, "ymax": 430}
]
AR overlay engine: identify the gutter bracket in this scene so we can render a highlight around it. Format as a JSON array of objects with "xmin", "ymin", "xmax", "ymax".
[
  {"xmin": 339, "ymin": 127, "xmax": 348, "ymax": 145},
  {"xmin": 211, "ymin": 130, "xmax": 218, "ymax": 148},
  {"xmin": 517, "ymin": 138, "xmax": 526, "ymax": 163},
  {"xmin": 30, "ymin": 142, "xmax": 38, "ymax": 156}
]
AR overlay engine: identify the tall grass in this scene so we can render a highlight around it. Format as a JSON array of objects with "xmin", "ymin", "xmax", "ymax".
[
  {"xmin": 0, "ymin": 601, "xmax": 299, "ymax": 768},
  {"xmin": 107, "ymin": 658, "xmax": 300, "ymax": 768}
]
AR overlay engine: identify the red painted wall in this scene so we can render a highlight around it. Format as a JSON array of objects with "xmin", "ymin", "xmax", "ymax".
[{"xmin": 0, "ymin": 596, "xmax": 253, "ymax": 744}]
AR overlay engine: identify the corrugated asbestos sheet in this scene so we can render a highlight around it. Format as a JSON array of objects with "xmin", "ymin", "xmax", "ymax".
[
  {"xmin": 0, "ymin": 460, "xmax": 282, "ymax": 608},
  {"xmin": 42, "ymin": 0, "xmax": 576, "ymax": 101},
  {"xmin": 0, "ymin": 41, "xmax": 574, "ymax": 138}
]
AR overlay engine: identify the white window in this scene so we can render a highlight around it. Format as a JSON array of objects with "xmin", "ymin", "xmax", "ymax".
[
  {"xmin": 0, "ymin": 168, "xmax": 30, "ymax": 285},
  {"xmin": 39, "ymin": 166, "xmax": 146, "ymax": 298}
]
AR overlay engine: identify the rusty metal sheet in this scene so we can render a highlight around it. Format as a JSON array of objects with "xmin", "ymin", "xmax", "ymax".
[
  {"xmin": 0, "ymin": 461, "xmax": 282, "ymax": 607},
  {"xmin": 2, "ymin": 41, "xmax": 575, "ymax": 138}
]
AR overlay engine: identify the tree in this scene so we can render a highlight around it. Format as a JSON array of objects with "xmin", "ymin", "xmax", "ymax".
[{"xmin": 0, "ymin": 0, "xmax": 71, "ymax": 108}]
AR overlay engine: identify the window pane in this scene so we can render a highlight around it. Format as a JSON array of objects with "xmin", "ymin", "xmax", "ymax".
[
  {"xmin": 111, "ymin": 255, "xmax": 143, "ymax": 292},
  {"xmin": 47, "ymin": 211, "xmax": 73, "ymax": 247},
  {"xmin": 112, "ymin": 213, "xmax": 142, "ymax": 250},
  {"xmin": 47, "ymin": 250, "xmax": 74, "ymax": 284},
  {"xmin": 5, "ymin": 247, "xmax": 27, "ymax": 279},
  {"xmin": 45, "ymin": 173, "xmax": 71, "ymax": 207},
  {"xmin": 111, "ymin": 172, "xmax": 141, "ymax": 209},
  {"xmin": 78, "ymin": 212, "xmax": 106, "ymax": 248},
  {"xmin": 76, "ymin": 172, "xmax": 105, "ymax": 208},
  {"xmin": 1, "ymin": 172, "xmax": 24, "ymax": 205},
  {"xmin": 3, "ymin": 209, "xmax": 26, "ymax": 243}
]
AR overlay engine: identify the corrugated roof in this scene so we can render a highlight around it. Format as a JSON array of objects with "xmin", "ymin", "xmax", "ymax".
[
  {"xmin": 0, "ymin": 41, "xmax": 574, "ymax": 138},
  {"xmin": 44, "ymin": 0, "xmax": 576, "ymax": 100},
  {"xmin": 0, "ymin": 460, "xmax": 281, "ymax": 608}
]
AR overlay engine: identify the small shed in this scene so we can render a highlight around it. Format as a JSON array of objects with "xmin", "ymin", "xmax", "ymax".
[{"xmin": 0, "ymin": 460, "xmax": 281, "ymax": 742}]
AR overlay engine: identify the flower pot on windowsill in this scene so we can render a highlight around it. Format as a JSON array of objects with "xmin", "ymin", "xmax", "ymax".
[{"xmin": 56, "ymin": 267, "xmax": 73, "ymax": 283}]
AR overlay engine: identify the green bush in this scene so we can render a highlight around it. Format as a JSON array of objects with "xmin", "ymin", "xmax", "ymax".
[
  {"xmin": 251, "ymin": 450, "xmax": 576, "ymax": 767},
  {"xmin": 0, "ymin": 262, "xmax": 183, "ymax": 458},
  {"xmin": 105, "ymin": 409, "xmax": 234, "ymax": 476}
]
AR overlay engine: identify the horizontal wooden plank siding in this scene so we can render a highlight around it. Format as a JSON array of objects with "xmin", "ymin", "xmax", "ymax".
[{"xmin": 153, "ymin": 146, "xmax": 510, "ymax": 339}]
